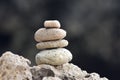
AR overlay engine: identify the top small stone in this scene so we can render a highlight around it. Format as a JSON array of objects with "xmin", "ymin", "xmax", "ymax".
[{"xmin": 44, "ymin": 20, "xmax": 61, "ymax": 28}]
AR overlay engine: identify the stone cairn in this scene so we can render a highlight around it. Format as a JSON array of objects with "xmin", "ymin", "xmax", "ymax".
[{"xmin": 34, "ymin": 20, "xmax": 73, "ymax": 65}]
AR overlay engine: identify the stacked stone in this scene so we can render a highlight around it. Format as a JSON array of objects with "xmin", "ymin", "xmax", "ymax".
[{"xmin": 34, "ymin": 20, "xmax": 72, "ymax": 65}]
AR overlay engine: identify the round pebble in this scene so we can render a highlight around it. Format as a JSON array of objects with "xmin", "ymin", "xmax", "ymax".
[
  {"xmin": 34, "ymin": 28, "xmax": 66, "ymax": 42},
  {"xmin": 36, "ymin": 39, "xmax": 68, "ymax": 49},
  {"xmin": 35, "ymin": 48, "xmax": 72, "ymax": 65},
  {"xmin": 44, "ymin": 20, "xmax": 61, "ymax": 28}
]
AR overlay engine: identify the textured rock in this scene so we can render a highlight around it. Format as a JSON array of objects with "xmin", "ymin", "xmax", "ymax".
[
  {"xmin": 34, "ymin": 28, "xmax": 66, "ymax": 42},
  {"xmin": 0, "ymin": 51, "xmax": 32, "ymax": 80},
  {"xmin": 44, "ymin": 20, "xmax": 61, "ymax": 28},
  {"xmin": 36, "ymin": 39, "xmax": 68, "ymax": 49},
  {"xmin": 35, "ymin": 48, "xmax": 73, "ymax": 65},
  {"xmin": 31, "ymin": 63, "xmax": 108, "ymax": 80},
  {"xmin": 0, "ymin": 52, "xmax": 108, "ymax": 80}
]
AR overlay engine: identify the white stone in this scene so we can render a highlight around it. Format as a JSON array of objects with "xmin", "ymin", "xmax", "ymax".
[
  {"xmin": 35, "ymin": 48, "xmax": 72, "ymax": 65},
  {"xmin": 42, "ymin": 77, "xmax": 62, "ymax": 80},
  {"xmin": 44, "ymin": 20, "xmax": 61, "ymax": 28},
  {"xmin": 36, "ymin": 39, "xmax": 68, "ymax": 49},
  {"xmin": 34, "ymin": 28, "xmax": 66, "ymax": 42}
]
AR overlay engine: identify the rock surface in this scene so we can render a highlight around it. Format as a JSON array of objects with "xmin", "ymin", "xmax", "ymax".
[
  {"xmin": 0, "ymin": 52, "xmax": 108, "ymax": 80},
  {"xmin": 31, "ymin": 63, "xmax": 108, "ymax": 80},
  {"xmin": 0, "ymin": 51, "xmax": 32, "ymax": 80}
]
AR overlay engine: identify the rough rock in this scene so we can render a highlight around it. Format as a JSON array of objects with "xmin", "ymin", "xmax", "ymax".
[
  {"xmin": 0, "ymin": 51, "xmax": 32, "ymax": 80},
  {"xmin": 31, "ymin": 63, "xmax": 108, "ymax": 80},
  {"xmin": 0, "ymin": 52, "xmax": 108, "ymax": 80}
]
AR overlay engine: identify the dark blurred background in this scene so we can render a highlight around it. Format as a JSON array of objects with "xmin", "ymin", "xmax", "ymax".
[{"xmin": 0, "ymin": 0, "xmax": 120, "ymax": 80}]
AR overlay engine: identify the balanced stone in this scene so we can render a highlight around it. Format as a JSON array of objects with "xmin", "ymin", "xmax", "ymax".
[
  {"xmin": 34, "ymin": 20, "xmax": 73, "ymax": 66},
  {"xmin": 35, "ymin": 48, "xmax": 72, "ymax": 65},
  {"xmin": 36, "ymin": 39, "xmax": 68, "ymax": 49},
  {"xmin": 34, "ymin": 28, "xmax": 66, "ymax": 42},
  {"xmin": 44, "ymin": 20, "xmax": 61, "ymax": 28}
]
